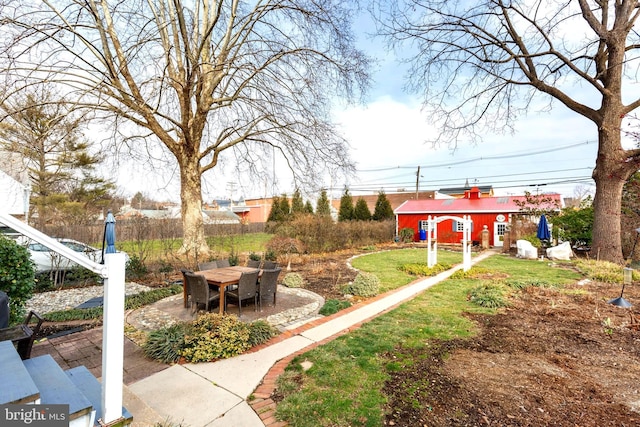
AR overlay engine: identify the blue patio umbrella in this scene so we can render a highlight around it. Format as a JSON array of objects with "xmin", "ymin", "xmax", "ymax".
[
  {"xmin": 101, "ymin": 210, "xmax": 116, "ymax": 264},
  {"xmin": 537, "ymin": 214, "xmax": 551, "ymax": 241}
]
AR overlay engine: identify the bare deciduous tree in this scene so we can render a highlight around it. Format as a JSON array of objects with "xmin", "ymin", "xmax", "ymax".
[
  {"xmin": 1, "ymin": 0, "xmax": 369, "ymax": 258},
  {"xmin": 375, "ymin": 0, "xmax": 640, "ymax": 263}
]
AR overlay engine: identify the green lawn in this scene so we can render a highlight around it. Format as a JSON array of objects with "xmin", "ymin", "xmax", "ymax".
[
  {"xmin": 117, "ymin": 232, "xmax": 273, "ymax": 262},
  {"xmin": 275, "ymin": 250, "xmax": 582, "ymax": 426}
]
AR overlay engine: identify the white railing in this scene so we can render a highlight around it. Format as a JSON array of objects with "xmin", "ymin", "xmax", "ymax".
[{"xmin": 0, "ymin": 212, "xmax": 125, "ymax": 425}]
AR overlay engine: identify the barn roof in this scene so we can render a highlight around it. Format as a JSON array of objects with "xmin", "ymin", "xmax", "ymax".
[{"xmin": 394, "ymin": 192, "xmax": 562, "ymax": 215}]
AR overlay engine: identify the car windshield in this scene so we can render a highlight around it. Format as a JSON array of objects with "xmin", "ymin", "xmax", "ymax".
[
  {"xmin": 60, "ymin": 241, "xmax": 94, "ymax": 252},
  {"xmin": 28, "ymin": 243, "xmax": 50, "ymax": 252}
]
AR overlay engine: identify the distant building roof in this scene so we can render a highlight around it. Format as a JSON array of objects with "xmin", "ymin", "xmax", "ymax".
[
  {"xmin": 438, "ymin": 185, "xmax": 494, "ymax": 196},
  {"xmin": 395, "ymin": 189, "xmax": 561, "ymax": 215},
  {"xmin": 204, "ymin": 210, "xmax": 241, "ymax": 224}
]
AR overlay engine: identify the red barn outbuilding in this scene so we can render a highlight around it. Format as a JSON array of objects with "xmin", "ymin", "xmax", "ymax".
[{"xmin": 394, "ymin": 188, "xmax": 562, "ymax": 247}]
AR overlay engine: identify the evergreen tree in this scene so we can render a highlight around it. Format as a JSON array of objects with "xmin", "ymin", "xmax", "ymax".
[
  {"xmin": 304, "ymin": 200, "xmax": 314, "ymax": 214},
  {"xmin": 338, "ymin": 188, "xmax": 354, "ymax": 221},
  {"xmin": 373, "ymin": 191, "xmax": 394, "ymax": 221},
  {"xmin": 279, "ymin": 194, "xmax": 291, "ymax": 220},
  {"xmin": 291, "ymin": 188, "xmax": 305, "ymax": 215},
  {"xmin": 0, "ymin": 87, "xmax": 114, "ymax": 226},
  {"xmin": 316, "ymin": 189, "xmax": 331, "ymax": 217},
  {"xmin": 354, "ymin": 197, "xmax": 372, "ymax": 221},
  {"xmin": 267, "ymin": 195, "xmax": 285, "ymax": 222}
]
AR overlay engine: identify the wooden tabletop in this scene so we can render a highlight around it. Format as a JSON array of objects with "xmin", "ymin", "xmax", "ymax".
[{"xmin": 195, "ymin": 266, "xmax": 260, "ymax": 286}]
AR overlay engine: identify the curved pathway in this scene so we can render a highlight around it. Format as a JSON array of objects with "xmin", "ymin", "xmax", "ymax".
[{"xmin": 127, "ymin": 249, "xmax": 499, "ymax": 426}]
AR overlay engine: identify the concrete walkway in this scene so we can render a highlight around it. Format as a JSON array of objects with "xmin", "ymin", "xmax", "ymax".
[{"xmin": 126, "ymin": 249, "xmax": 499, "ymax": 426}]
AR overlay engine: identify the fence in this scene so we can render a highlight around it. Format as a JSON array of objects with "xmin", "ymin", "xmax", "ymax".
[{"xmin": 37, "ymin": 218, "xmax": 266, "ymax": 245}]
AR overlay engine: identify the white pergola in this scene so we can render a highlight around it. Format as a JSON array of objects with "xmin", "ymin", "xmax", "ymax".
[{"xmin": 426, "ymin": 215, "xmax": 472, "ymax": 271}]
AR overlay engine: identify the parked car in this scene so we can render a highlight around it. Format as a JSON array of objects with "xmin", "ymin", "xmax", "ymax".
[{"xmin": 26, "ymin": 238, "xmax": 129, "ymax": 273}]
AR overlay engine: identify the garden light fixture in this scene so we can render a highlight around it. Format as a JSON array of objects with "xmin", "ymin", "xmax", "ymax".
[{"xmin": 607, "ymin": 267, "xmax": 632, "ymax": 308}]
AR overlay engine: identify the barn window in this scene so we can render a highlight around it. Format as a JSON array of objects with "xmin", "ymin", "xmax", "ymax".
[
  {"xmin": 418, "ymin": 220, "xmax": 431, "ymax": 231},
  {"xmin": 452, "ymin": 220, "xmax": 473, "ymax": 232}
]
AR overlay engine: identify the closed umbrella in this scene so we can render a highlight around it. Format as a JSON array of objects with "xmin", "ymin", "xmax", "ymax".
[
  {"xmin": 537, "ymin": 214, "xmax": 551, "ymax": 243},
  {"xmin": 101, "ymin": 210, "xmax": 117, "ymax": 264}
]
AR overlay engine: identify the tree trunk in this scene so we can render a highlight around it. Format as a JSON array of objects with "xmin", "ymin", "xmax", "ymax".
[
  {"xmin": 179, "ymin": 158, "xmax": 210, "ymax": 262},
  {"xmin": 591, "ymin": 107, "xmax": 632, "ymax": 264}
]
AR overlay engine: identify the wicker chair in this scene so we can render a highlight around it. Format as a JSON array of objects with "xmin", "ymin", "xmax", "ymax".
[
  {"xmin": 180, "ymin": 268, "xmax": 194, "ymax": 308},
  {"xmin": 224, "ymin": 270, "xmax": 259, "ymax": 316},
  {"xmin": 257, "ymin": 268, "xmax": 281, "ymax": 311},
  {"xmin": 215, "ymin": 259, "xmax": 231, "ymax": 268},
  {"xmin": 262, "ymin": 260, "xmax": 277, "ymax": 270},
  {"xmin": 247, "ymin": 259, "xmax": 261, "ymax": 268},
  {"xmin": 198, "ymin": 261, "xmax": 218, "ymax": 270},
  {"xmin": 185, "ymin": 272, "xmax": 220, "ymax": 313}
]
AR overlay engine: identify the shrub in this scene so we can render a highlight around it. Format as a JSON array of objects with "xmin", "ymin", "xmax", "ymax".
[
  {"xmin": 283, "ymin": 272, "xmax": 305, "ymax": 288},
  {"xmin": 319, "ymin": 299, "xmax": 352, "ymax": 316},
  {"xmin": 399, "ymin": 263, "xmax": 451, "ymax": 276},
  {"xmin": 519, "ymin": 233, "xmax": 542, "ymax": 248},
  {"xmin": 143, "ymin": 323, "xmax": 188, "ymax": 363},
  {"xmin": 126, "ymin": 255, "xmax": 148, "ymax": 279},
  {"xmin": 468, "ymin": 283, "xmax": 508, "ymax": 308},
  {"xmin": 249, "ymin": 252, "xmax": 262, "ymax": 261},
  {"xmin": 247, "ymin": 320, "xmax": 278, "ymax": 346},
  {"xmin": 269, "ymin": 215, "xmax": 394, "ymax": 253},
  {"xmin": 0, "ymin": 235, "xmax": 35, "ymax": 324},
  {"xmin": 264, "ymin": 249, "xmax": 278, "ymax": 261},
  {"xmin": 399, "ymin": 227, "xmax": 414, "ymax": 243},
  {"xmin": 343, "ymin": 272, "xmax": 380, "ymax": 298},
  {"xmin": 449, "ymin": 266, "xmax": 492, "ymax": 279},
  {"xmin": 505, "ymin": 279, "xmax": 554, "ymax": 289},
  {"xmin": 228, "ymin": 250, "xmax": 239, "ymax": 266},
  {"xmin": 575, "ymin": 259, "xmax": 639, "ymax": 284},
  {"xmin": 180, "ymin": 313, "xmax": 251, "ymax": 362}
]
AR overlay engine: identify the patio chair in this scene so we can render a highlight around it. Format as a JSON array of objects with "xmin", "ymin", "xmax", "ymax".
[
  {"xmin": 180, "ymin": 268, "xmax": 194, "ymax": 308},
  {"xmin": 198, "ymin": 261, "xmax": 218, "ymax": 270},
  {"xmin": 185, "ymin": 272, "xmax": 220, "ymax": 313},
  {"xmin": 247, "ymin": 259, "xmax": 261, "ymax": 268},
  {"xmin": 215, "ymin": 259, "xmax": 231, "ymax": 268},
  {"xmin": 257, "ymin": 268, "xmax": 281, "ymax": 311},
  {"xmin": 0, "ymin": 311, "xmax": 44, "ymax": 360},
  {"xmin": 262, "ymin": 260, "xmax": 277, "ymax": 270},
  {"xmin": 225, "ymin": 270, "xmax": 259, "ymax": 316}
]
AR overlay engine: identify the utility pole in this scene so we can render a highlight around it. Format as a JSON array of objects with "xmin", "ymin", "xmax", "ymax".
[{"xmin": 415, "ymin": 166, "xmax": 421, "ymax": 200}]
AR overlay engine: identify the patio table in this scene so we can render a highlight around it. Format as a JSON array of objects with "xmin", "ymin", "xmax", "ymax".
[{"xmin": 194, "ymin": 266, "xmax": 261, "ymax": 314}]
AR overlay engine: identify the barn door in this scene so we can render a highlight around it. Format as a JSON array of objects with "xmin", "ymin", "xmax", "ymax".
[{"xmin": 493, "ymin": 222, "xmax": 507, "ymax": 247}]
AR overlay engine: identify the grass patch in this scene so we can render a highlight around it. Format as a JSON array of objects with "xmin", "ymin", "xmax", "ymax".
[
  {"xmin": 350, "ymin": 248, "xmax": 466, "ymax": 293},
  {"xmin": 117, "ymin": 232, "xmax": 273, "ymax": 263},
  {"xmin": 319, "ymin": 299, "xmax": 352, "ymax": 316},
  {"xmin": 275, "ymin": 251, "xmax": 583, "ymax": 426},
  {"xmin": 468, "ymin": 282, "xmax": 509, "ymax": 308},
  {"xmin": 574, "ymin": 259, "xmax": 640, "ymax": 284}
]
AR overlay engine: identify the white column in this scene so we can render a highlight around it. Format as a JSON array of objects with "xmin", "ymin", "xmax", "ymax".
[
  {"xmin": 463, "ymin": 216, "xmax": 472, "ymax": 271},
  {"xmin": 427, "ymin": 216, "xmax": 437, "ymax": 267},
  {"xmin": 101, "ymin": 252, "xmax": 126, "ymax": 424}
]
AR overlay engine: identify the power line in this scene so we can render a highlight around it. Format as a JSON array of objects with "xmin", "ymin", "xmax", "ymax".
[
  {"xmin": 356, "ymin": 140, "xmax": 596, "ymax": 172},
  {"xmin": 348, "ymin": 167, "xmax": 593, "ymax": 189}
]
